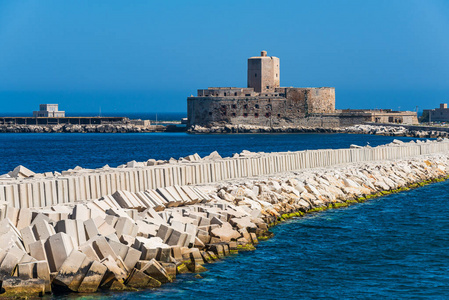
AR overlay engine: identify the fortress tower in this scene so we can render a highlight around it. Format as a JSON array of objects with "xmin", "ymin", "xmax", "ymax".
[{"xmin": 247, "ymin": 51, "xmax": 280, "ymax": 93}]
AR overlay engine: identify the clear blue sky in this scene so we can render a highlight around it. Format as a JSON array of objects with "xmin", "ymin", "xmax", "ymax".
[{"xmin": 0, "ymin": 0, "xmax": 448, "ymax": 114}]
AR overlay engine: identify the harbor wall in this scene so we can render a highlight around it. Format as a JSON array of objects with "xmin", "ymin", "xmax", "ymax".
[{"xmin": 2, "ymin": 141, "xmax": 449, "ymax": 209}]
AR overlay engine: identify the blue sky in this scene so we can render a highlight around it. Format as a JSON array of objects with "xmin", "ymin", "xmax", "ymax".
[{"xmin": 0, "ymin": 0, "xmax": 448, "ymax": 114}]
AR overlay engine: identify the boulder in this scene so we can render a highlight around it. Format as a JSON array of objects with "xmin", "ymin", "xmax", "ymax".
[{"xmin": 211, "ymin": 222, "xmax": 241, "ymax": 242}]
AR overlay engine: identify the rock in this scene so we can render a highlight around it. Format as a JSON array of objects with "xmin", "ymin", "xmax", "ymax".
[
  {"xmin": 77, "ymin": 261, "xmax": 108, "ymax": 293},
  {"xmin": 44, "ymin": 232, "xmax": 76, "ymax": 273},
  {"xmin": 53, "ymin": 250, "xmax": 92, "ymax": 292},
  {"xmin": 141, "ymin": 258, "xmax": 172, "ymax": 283},
  {"xmin": 17, "ymin": 260, "xmax": 51, "ymax": 293},
  {"xmin": 1, "ymin": 277, "xmax": 46, "ymax": 297},
  {"xmin": 125, "ymin": 268, "xmax": 161, "ymax": 288},
  {"xmin": 211, "ymin": 222, "xmax": 241, "ymax": 242},
  {"xmin": 8, "ymin": 165, "xmax": 35, "ymax": 178},
  {"xmin": 203, "ymin": 151, "xmax": 222, "ymax": 160}
]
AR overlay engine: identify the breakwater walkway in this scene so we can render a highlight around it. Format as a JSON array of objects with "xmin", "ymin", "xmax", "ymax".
[
  {"xmin": 0, "ymin": 139, "xmax": 448, "ymax": 296},
  {"xmin": 1, "ymin": 139, "xmax": 448, "ymax": 208}
]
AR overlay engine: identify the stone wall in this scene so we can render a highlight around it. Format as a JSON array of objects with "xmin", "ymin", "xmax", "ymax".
[
  {"xmin": 424, "ymin": 104, "xmax": 449, "ymax": 122},
  {"xmin": 187, "ymin": 87, "xmax": 337, "ymax": 127}
]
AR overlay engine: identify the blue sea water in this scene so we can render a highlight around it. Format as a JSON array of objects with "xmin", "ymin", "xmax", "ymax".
[{"xmin": 1, "ymin": 132, "xmax": 445, "ymax": 299}]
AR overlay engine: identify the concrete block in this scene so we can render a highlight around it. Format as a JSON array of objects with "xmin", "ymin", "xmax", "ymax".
[
  {"xmin": 0, "ymin": 217, "xmax": 21, "ymax": 240},
  {"xmin": 44, "ymin": 232, "xmax": 76, "ymax": 272},
  {"xmin": 55, "ymin": 219, "xmax": 79, "ymax": 247},
  {"xmin": 29, "ymin": 240, "xmax": 47, "ymax": 261},
  {"xmin": 107, "ymin": 239, "xmax": 128, "ymax": 259},
  {"xmin": 125, "ymin": 268, "xmax": 161, "ymax": 288},
  {"xmin": 20, "ymin": 226, "xmax": 36, "ymax": 252},
  {"xmin": 8, "ymin": 165, "xmax": 35, "ymax": 178},
  {"xmin": 140, "ymin": 207, "xmax": 165, "ymax": 224},
  {"xmin": 211, "ymin": 222, "xmax": 241, "ymax": 242},
  {"xmin": 1, "ymin": 277, "xmax": 45, "ymax": 297},
  {"xmin": 146, "ymin": 190, "xmax": 168, "ymax": 207},
  {"xmin": 157, "ymin": 188, "xmax": 180, "ymax": 207},
  {"xmin": 114, "ymin": 217, "xmax": 138, "ymax": 238},
  {"xmin": 0, "ymin": 230, "xmax": 24, "ymax": 252},
  {"xmin": 16, "ymin": 208, "xmax": 33, "ymax": 230},
  {"xmin": 124, "ymin": 247, "xmax": 141, "ymax": 271},
  {"xmin": 84, "ymin": 218, "xmax": 99, "ymax": 240},
  {"xmin": 91, "ymin": 236, "xmax": 118, "ymax": 260},
  {"xmin": 32, "ymin": 218, "xmax": 56, "ymax": 241},
  {"xmin": 4, "ymin": 207, "xmax": 19, "ymax": 227},
  {"xmin": 53, "ymin": 250, "xmax": 92, "ymax": 292},
  {"xmin": 156, "ymin": 247, "xmax": 172, "ymax": 263},
  {"xmin": 71, "ymin": 204, "xmax": 91, "ymax": 220},
  {"xmin": 93, "ymin": 216, "xmax": 116, "ymax": 236},
  {"xmin": 135, "ymin": 191, "xmax": 154, "ymax": 208},
  {"xmin": 170, "ymin": 246, "xmax": 183, "ymax": 261},
  {"xmin": 4, "ymin": 185, "xmax": 14, "ymax": 207},
  {"xmin": 77, "ymin": 260, "xmax": 108, "ymax": 293},
  {"xmin": 0, "ymin": 246, "xmax": 26, "ymax": 278},
  {"xmin": 185, "ymin": 223, "xmax": 197, "ymax": 246},
  {"xmin": 135, "ymin": 220, "xmax": 158, "ymax": 237},
  {"xmin": 100, "ymin": 255, "xmax": 128, "ymax": 288},
  {"xmin": 189, "ymin": 248, "xmax": 205, "ymax": 265},
  {"xmin": 17, "ymin": 260, "xmax": 51, "ymax": 293},
  {"xmin": 79, "ymin": 242, "xmax": 101, "ymax": 262},
  {"xmin": 166, "ymin": 229, "xmax": 183, "ymax": 246},
  {"xmin": 141, "ymin": 258, "xmax": 172, "ymax": 283},
  {"xmin": 120, "ymin": 234, "xmax": 136, "ymax": 246},
  {"xmin": 156, "ymin": 224, "xmax": 173, "ymax": 243}
]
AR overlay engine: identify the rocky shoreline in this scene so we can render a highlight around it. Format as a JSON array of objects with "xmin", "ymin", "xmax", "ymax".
[
  {"xmin": 2, "ymin": 123, "xmax": 449, "ymax": 138},
  {"xmin": 0, "ymin": 142, "xmax": 448, "ymax": 297},
  {"xmin": 0, "ymin": 124, "xmax": 172, "ymax": 133},
  {"xmin": 188, "ymin": 124, "xmax": 449, "ymax": 138}
]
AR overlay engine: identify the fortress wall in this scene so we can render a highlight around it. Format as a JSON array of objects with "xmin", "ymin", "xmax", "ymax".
[
  {"xmin": 187, "ymin": 87, "xmax": 337, "ymax": 127},
  {"xmin": 279, "ymin": 87, "xmax": 336, "ymax": 115},
  {"xmin": 1, "ymin": 141, "xmax": 449, "ymax": 209}
]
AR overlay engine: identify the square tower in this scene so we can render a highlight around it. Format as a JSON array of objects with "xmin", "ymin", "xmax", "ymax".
[{"xmin": 247, "ymin": 51, "xmax": 280, "ymax": 93}]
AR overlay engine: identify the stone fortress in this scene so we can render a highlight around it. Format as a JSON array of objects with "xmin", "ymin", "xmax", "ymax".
[{"xmin": 187, "ymin": 51, "xmax": 418, "ymax": 129}]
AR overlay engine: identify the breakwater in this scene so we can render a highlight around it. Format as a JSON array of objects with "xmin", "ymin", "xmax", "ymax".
[
  {"xmin": 346, "ymin": 124, "xmax": 449, "ymax": 138},
  {"xmin": 0, "ymin": 124, "xmax": 178, "ymax": 133},
  {"xmin": 189, "ymin": 124, "xmax": 449, "ymax": 138},
  {"xmin": 0, "ymin": 140, "xmax": 448, "ymax": 296},
  {"xmin": 1, "ymin": 139, "xmax": 448, "ymax": 208}
]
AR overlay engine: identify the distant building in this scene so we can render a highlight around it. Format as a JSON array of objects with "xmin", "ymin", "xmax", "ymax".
[
  {"xmin": 33, "ymin": 104, "xmax": 65, "ymax": 117},
  {"xmin": 187, "ymin": 51, "xmax": 417, "ymax": 128},
  {"xmin": 423, "ymin": 104, "xmax": 449, "ymax": 122},
  {"xmin": 188, "ymin": 51, "xmax": 336, "ymax": 128}
]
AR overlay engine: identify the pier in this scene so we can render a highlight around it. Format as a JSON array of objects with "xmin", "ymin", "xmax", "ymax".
[{"xmin": 0, "ymin": 116, "xmax": 128, "ymax": 125}]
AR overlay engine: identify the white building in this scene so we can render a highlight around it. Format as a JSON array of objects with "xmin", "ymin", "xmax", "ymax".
[{"xmin": 33, "ymin": 104, "xmax": 65, "ymax": 117}]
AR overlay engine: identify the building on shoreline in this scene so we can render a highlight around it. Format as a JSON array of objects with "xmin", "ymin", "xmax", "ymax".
[
  {"xmin": 187, "ymin": 51, "xmax": 418, "ymax": 128},
  {"xmin": 33, "ymin": 104, "xmax": 65, "ymax": 117},
  {"xmin": 423, "ymin": 103, "xmax": 449, "ymax": 122}
]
